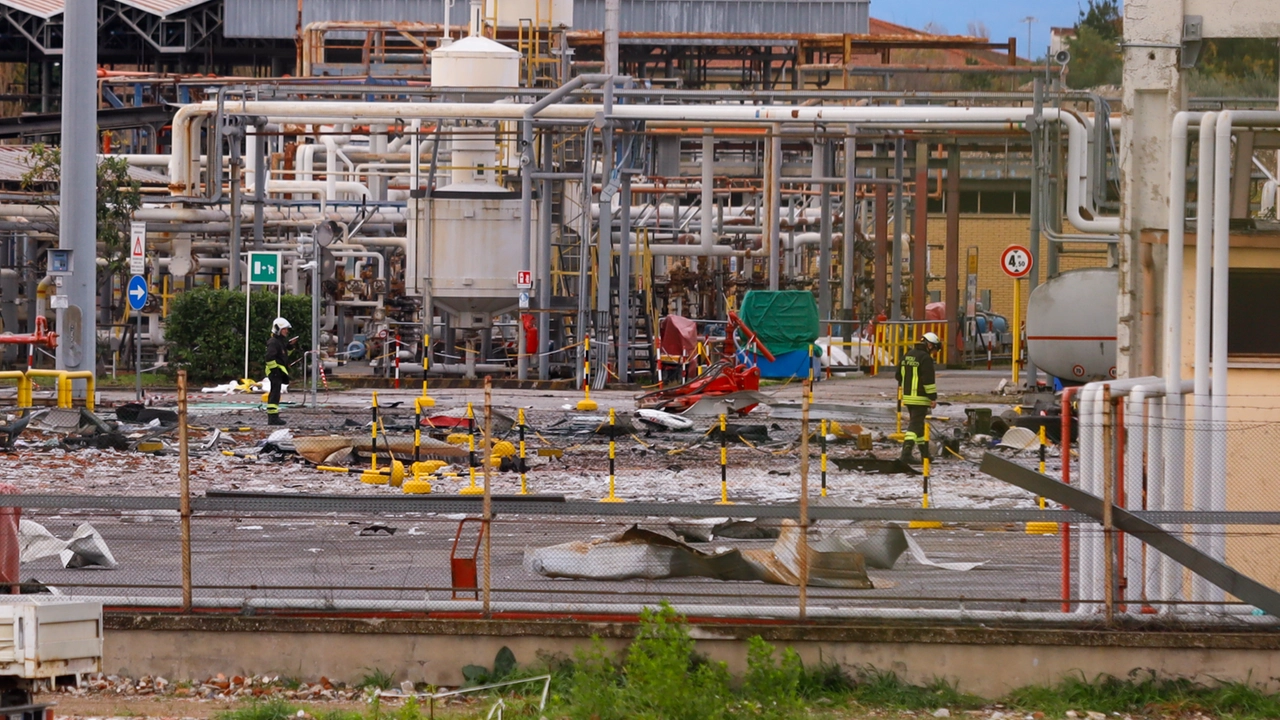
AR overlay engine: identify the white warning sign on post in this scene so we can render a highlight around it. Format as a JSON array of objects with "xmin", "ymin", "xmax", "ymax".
[{"xmin": 129, "ymin": 221, "xmax": 146, "ymax": 275}]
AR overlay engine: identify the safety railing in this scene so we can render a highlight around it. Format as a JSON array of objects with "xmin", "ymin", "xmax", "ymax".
[
  {"xmin": 870, "ymin": 321, "xmax": 949, "ymax": 375},
  {"xmin": 1, "ymin": 369, "xmax": 95, "ymax": 410}
]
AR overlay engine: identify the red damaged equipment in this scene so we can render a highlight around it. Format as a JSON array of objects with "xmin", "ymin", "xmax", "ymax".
[{"xmin": 635, "ymin": 312, "xmax": 775, "ymax": 414}]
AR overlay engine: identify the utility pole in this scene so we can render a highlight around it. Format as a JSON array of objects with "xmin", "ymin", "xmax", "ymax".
[{"xmin": 1020, "ymin": 16, "xmax": 1037, "ymax": 61}]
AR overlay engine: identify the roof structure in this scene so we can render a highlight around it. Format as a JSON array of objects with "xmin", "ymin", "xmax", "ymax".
[
  {"xmin": 0, "ymin": 146, "xmax": 169, "ymax": 185},
  {"xmin": 0, "ymin": 0, "xmax": 211, "ymax": 18}
]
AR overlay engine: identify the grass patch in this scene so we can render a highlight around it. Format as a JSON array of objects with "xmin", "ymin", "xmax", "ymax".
[
  {"xmin": 95, "ymin": 372, "xmax": 175, "ymax": 389},
  {"xmin": 210, "ymin": 609, "xmax": 1280, "ymax": 720},
  {"xmin": 1005, "ymin": 670, "xmax": 1280, "ymax": 719},
  {"xmin": 218, "ymin": 699, "xmax": 301, "ymax": 720},
  {"xmin": 356, "ymin": 668, "xmax": 395, "ymax": 691}
]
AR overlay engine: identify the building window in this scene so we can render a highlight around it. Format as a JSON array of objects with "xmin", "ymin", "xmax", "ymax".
[
  {"xmin": 981, "ymin": 191, "xmax": 1015, "ymax": 214},
  {"xmin": 1228, "ymin": 269, "xmax": 1280, "ymax": 356},
  {"xmin": 959, "ymin": 191, "xmax": 980, "ymax": 214}
]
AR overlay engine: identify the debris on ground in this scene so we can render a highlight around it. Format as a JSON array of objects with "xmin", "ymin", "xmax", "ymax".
[{"xmin": 19, "ymin": 519, "xmax": 117, "ymax": 569}]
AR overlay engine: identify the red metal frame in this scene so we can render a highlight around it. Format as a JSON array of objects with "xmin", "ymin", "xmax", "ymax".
[{"xmin": 449, "ymin": 518, "xmax": 486, "ymax": 600}]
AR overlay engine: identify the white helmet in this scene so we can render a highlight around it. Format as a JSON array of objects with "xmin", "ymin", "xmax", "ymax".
[
  {"xmin": 922, "ymin": 332, "xmax": 941, "ymax": 348},
  {"xmin": 272, "ymin": 317, "xmax": 292, "ymax": 333}
]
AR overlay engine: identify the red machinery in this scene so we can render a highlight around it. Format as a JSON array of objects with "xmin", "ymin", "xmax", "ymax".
[
  {"xmin": 0, "ymin": 317, "xmax": 56, "ymax": 350},
  {"xmin": 635, "ymin": 312, "xmax": 775, "ymax": 414}
]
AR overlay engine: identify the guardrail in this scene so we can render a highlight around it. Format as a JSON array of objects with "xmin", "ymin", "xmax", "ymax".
[
  {"xmin": 870, "ymin": 321, "xmax": 949, "ymax": 375},
  {"xmin": 0, "ymin": 369, "xmax": 95, "ymax": 410}
]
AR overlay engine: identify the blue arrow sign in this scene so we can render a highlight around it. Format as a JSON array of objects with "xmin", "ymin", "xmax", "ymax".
[{"xmin": 127, "ymin": 275, "xmax": 149, "ymax": 312}]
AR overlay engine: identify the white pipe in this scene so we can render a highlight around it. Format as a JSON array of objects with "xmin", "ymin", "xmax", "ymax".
[
  {"xmin": 1061, "ymin": 111, "xmax": 1120, "ymax": 234},
  {"xmin": 332, "ymin": 250, "xmax": 385, "ymax": 280},
  {"xmin": 1209, "ymin": 111, "xmax": 1242, "ymax": 610},
  {"xmin": 701, "ymin": 132, "xmax": 714, "ymax": 253},
  {"xmin": 168, "ymin": 104, "xmax": 1103, "ymax": 203},
  {"xmin": 1191, "ymin": 113, "xmax": 1217, "ymax": 607}
]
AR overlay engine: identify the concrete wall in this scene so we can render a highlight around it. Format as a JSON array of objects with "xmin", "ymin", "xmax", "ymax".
[{"xmin": 103, "ymin": 615, "xmax": 1280, "ymax": 698}]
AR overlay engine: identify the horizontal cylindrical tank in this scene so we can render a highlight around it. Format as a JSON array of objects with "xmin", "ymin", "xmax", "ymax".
[{"xmin": 1026, "ymin": 267, "xmax": 1118, "ymax": 382}]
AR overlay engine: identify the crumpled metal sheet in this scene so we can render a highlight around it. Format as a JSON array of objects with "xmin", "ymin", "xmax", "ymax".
[
  {"xmin": 293, "ymin": 434, "xmax": 465, "ymax": 464},
  {"xmin": 19, "ymin": 519, "xmax": 117, "ymax": 569},
  {"xmin": 524, "ymin": 520, "xmax": 874, "ymax": 588}
]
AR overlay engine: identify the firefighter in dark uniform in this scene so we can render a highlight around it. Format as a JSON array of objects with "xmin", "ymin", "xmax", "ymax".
[
  {"xmin": 895, "ymin": 331, "xmax": 941, "ymax": 463},
  {"xmin": 265, "ymin": 317, "xmax": 296, "ymax": 426}
]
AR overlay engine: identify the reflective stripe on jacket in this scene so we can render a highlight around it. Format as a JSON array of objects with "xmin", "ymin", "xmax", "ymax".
[{"xmin": 895, "ymin": 341, "xmax": 937, "ymax": 406}]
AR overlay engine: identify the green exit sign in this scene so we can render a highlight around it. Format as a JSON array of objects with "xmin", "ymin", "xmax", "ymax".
[{"xmin": 248, "ymin": 252, "xmax": 281, "ymax": 285}]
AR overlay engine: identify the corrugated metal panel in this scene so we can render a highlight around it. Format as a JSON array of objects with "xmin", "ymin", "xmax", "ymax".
[
  {"xmin": 574, "ymin": 0, "xmax": 868, "ymax": 35},
  {"xmin": 0, "ymin": 0, "xmax": 64, "ymax": 20},
  {"xmin": 227, "ymin": 0, "xmax": 451, "ymax": 39},
  {"xmin": 0, "ymin": 0, "xmax": 212, "ymax": 18},
  {"xmin": 116, "ymin": 0, "xmax": 215, "ymax": 17},
  {"xmin": 0, "ymin": 147, "xmax": 168, "ymax": 185},
  {"xmin": 226, "ymin": 0, "xmax": 868, "ymax": 39}
]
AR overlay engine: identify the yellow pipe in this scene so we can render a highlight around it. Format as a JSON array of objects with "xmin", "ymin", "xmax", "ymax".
[
  {"xmin": 0, "ymin": 372, "xmax": 29, "ymax": 409},
  {"xmin": 63, "ymin": 371, "xmax": 95, "ymax": 411},
  {"xmin": 25, "ymin": 369, "xmax": 68, "ymax": 408}
]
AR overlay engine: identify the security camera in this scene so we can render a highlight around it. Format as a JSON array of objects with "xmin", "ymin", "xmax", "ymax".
[{"xmin": 1054, "ymin": 49, "xmax": 1071, "ymax": 65}]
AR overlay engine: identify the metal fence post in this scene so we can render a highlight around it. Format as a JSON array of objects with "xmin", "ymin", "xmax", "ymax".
[
  {"xmin": 798, "ymin": 392, "xmax": 810, "ymax": 621},
  {"xmin": 178, "ymin": 370, "xmax": 192, "ymax": 612},
  {"xmin": 1102, "ymin": 384, "xmax": 1114, "ymax": 624},
  {"xmin": 482, "ymin": 376, "xmax": 493, "ymax": 618}
]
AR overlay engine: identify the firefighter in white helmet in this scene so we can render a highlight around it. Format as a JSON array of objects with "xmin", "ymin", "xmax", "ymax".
[
  {"xmin": 895, "ymin": 331, "xmax": 941, "ymax": 463},
  {"xmin": 264, "ymin": 317, "xmax": 296, "ymax": 425}
]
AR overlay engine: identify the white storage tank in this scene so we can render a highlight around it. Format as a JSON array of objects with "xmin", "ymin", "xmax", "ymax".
[
  {"xmin": 431, "ymin": 35, "xmax": 521, "ymax": 88},
  {"xmin": 486, "ymin": 0, "xmax": 574, "ymax": 28},
  {"xmin": 1026, "ymin": 268, "xmax": 1118, "ymax": 382},
  {"xmin": 428, "ymin": 188, "xmax": 526, "ymax": 327}
]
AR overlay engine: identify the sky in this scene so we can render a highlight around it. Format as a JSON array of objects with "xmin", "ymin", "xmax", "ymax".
[{"xmin": 873, "ymin": 0, "xmax": 1111, "ymax": 60}]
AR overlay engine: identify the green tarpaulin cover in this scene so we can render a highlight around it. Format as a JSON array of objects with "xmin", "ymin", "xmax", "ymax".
[{"xmin": 738, "ymin": 290, "xmax": 819, "ymax": 355}]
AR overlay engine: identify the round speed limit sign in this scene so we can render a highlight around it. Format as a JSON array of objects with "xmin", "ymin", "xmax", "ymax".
[{"xmin": 1000, "ymin": 245, "xmax": 1033, "ymax": 278}]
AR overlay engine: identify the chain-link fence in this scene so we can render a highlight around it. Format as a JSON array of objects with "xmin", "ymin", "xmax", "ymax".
[{"xmin": 6, "ymin": 378, "xmax": 1280, "ymax": 625}]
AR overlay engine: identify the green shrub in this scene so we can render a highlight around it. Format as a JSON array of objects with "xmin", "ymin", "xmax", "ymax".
[
  {"xmin": 166, "ymin": 287, "xmax": 312, "ymax": 382},
  {"xmin": 740, "ymin": 636, "xmax": 804, "ymax": 719}
]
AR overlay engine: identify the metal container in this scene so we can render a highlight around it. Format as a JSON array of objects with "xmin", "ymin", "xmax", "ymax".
[
  {"xmin": 430, "ymin": 35, "xmax": 521, "ymax": 88},
  {"xmin": 0, "ymin": 598, "xmax": 102, "ymax": 679},
  {"xmin": 428, "ymin": 193, "xmax": 527, "ymax": 327},
  {"xmin": 487, "ymin": 0, "xmax": 574, "ymax": 28},
  {"xmin": 1026, "ymin": 268, "xmax": 1118, "ymax": 383}
]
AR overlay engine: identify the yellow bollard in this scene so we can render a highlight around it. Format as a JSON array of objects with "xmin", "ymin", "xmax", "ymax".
[
  {"xmin": 460, "ymin": 402, "xmax": 484, "ymax": 495},
  {"xmin": 1026, "ymin": 424, "xmax": 1059, "ymax": 535},
  {"xmin": 716, "ymin": 413, "xmax": 733, "ymax": 505},
  {"xmin": 909, "ymin": 420, "xmax": 943, "ymax": 529},
  {"xmin": 577, "ymin": 335, "xmax": 598, "ymax": 411},
  {"xmin": 599, "ymin": 408, "xmax": 624, "ymax": 503}
]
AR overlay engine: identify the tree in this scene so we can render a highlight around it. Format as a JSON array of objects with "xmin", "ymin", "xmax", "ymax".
[
  {"xmin": 1078, "ymin": 0, "xmax": 1121, "ymax": 40},
  {"xmin": 20, "ymin": 142, "xmax": 143, "ymax": 316},
  {"xmin": 1065, "ymin": 0, "xmax": 1123, "ymax": 89}
]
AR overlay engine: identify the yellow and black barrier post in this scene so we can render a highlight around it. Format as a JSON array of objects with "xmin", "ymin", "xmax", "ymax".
[
  {"xmin": 419, "ymin": 334, "xmax": 436, "ymax": 408},
  {"xmin": 404, "ymin": 395, "xmax": 433, "ymax": 494},
  {"xmin": 908, "ymin": 420, "xmax": 942, "ymax": 529},
  {"xmin": 460, "ymin": 402, "xmax": 484, "ymax": 495},
  {"xmin": 819, "ymin": 418, "xmax": 829, "ymax": 498},
  {"xmin": 518, "ymin": 407, "xmax": 529, "ymax": 495},
  {"xmin": 577, "ymin": 335, "xmax": 598, "ymax": 411},
  {"xmin": 717, "ymin": 413, "xmax": 732, "ymax": 505},
  {"xmin": 1025, "ymin": 424, "xmax": 1059, "ymax": 535},
  {"xmin": 600, "ymin": 408, "xmax": 624, "ymax": 502}
]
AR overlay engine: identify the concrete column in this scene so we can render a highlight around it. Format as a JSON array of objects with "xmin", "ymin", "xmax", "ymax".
[
  {"xmin": 1118, "ymin": 0, "xmax": 1185, "ymax": 379},
  {"xmin": 818, "ymin": 141, "xmax": 833, "ymax": 325},
  {"xmin": 767, "ymin": 125, "xmax": 782, "ymax": 291},
  {"xmin": 56, "ymin": 0, "xmax": 97, "ymax": 380}
]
